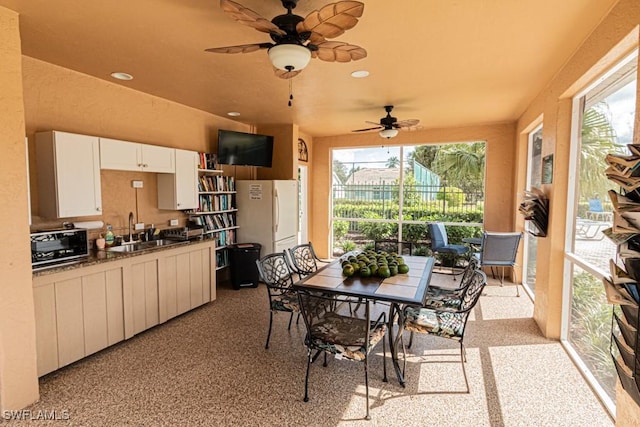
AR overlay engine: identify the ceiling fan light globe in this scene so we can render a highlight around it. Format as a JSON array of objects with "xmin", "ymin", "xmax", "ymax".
[
  {"xmin": 379, "ymin": 128, "xmax": 398, "ymax": 139},
  {"xmin": 268, "ymin": 44, "xmax": 311, "ymax": 71}
]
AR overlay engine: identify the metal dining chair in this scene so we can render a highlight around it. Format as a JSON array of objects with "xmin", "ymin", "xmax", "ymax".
[
  {"xmin": 428, "ymin": 222, "xmax": 469, "ymax": 278},
  {"xmin": 296, "ymin": 290, "xmax": 388, "ymax": 420},
  {"xmin": 255, "ymin": 252, "xmax": 300, "ymax": 349},
  {"xmin": 287, "ymin": 242, "xmax": 324, "ymax": 278},
  {"xmin": 475, "ymin": 231, "xmax": 523, "ymax": 296},
  {"xmin": 403, "ymin": 270, "xmax": 487, "ymax": 392}
]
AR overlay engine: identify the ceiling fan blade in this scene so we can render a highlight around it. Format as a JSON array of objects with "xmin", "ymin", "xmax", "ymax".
[
  {"xmin": 352, "ymin": 126, "xmax": 383, "ymax": 132},
  {"xmin": 393, "ymin": 119, "xmax": 420, "ymax": 128},
  {"xmin": 297, "ymin": 1, "xmax": 364, "ymax": 44},
  {"xmin": 205, "ymin": 43, "xmax": 273, "ymax": 54},
  {"xmin": 312, "ymin": 41, "xmax": 367, "ymax": 62},
  {"xmin": 273, "ymin": 67, "xmax": 303, "ymax": 79},
  {"xmin": 220, "ymin": 0, "xmax": 286, "ymax": 36},
  {"xmin": 365, "ymin": 121, "xmax": 381, "ymax": 126}
]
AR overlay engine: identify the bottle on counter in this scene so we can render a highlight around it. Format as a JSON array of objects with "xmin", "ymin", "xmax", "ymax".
[{"xmin": 104, "ymin": 224, "xmax": 115, "ymax": 247}]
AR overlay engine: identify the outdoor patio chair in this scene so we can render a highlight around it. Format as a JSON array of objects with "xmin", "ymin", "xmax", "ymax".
[
  {"xmin": 296, "ymin": 290, "xmax": 388, "ymax": 420},
  {"xmin": 423, "ymin": 257, "xmax": 480, "ymax": 309},
  {"xmin": 403, "ymin": 270, "xmax": 487, "ymax": 393},
  {"xmin": 287, "ymin": 242, "xmax": 325, "ymax": 279},
  {"xmin": 587, "ymin": 196, "xmax": 613, "ymax": 222},
  {"xmin": 255, "ymin": 252, "xmax": 300, "ymax": 349},
  {"xmin": 474, "ymin": 231, "xmax": 523, "ymax": 296},
  {"xmin": 428, "ymin": 222, "xmax": 469, "ymax": 279}
]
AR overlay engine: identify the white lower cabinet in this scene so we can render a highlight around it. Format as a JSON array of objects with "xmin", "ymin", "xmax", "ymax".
[{"xmin": 32, "ymin": 241, "xmax": 216, "ymax": 377}]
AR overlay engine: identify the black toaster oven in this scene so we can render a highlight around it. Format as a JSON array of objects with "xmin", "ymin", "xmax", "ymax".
[{"xmin": 30, "ymin": 228, "xmax": 90, "ymax": 270}]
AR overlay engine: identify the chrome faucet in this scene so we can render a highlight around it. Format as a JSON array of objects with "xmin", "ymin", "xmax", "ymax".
[{"xmin": 128, "ymin": 212, "xmax": 134, "ymax": 243}]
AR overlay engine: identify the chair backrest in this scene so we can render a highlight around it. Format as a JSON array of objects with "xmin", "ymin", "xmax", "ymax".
[
  {"xmin": 256, "ymin": 252, "xmax": 295, "ymax": 292},
  {"xmin": 428, "ymin": 222, "xmax": 449, "ymax": 249},
  {"xmin": 297, "ymin": 289, "xmax": 372, "ymax": 349},
  {"xmin": 460, "ymin": 270, "xmax": 487, "ymax": 312},
  {"xmin": 480, "ymin": 232, "xmax": 523, "ymax": 266},
  {"xmin": 460, "ymin": 257, "xmax": 480, "ymax": 283},
  {"xmin": 288, "ymin": 243, "xmax": 319, "ymax": 277}
]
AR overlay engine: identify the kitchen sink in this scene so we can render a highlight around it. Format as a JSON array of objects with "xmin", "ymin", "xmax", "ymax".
[{"xmin": 105, "ymin": 239, "xmax": 186, "ymax": 253}]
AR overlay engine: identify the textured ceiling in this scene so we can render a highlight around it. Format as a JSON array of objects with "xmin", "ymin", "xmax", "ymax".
[{"xmin": 1, "ymin": 0, "xmax": 619, "ymax": 137}]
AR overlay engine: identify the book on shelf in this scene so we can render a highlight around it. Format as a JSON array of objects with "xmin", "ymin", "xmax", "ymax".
[
  {"xmin": 518, "ymin": 188, "xmax": 549, "ymax": 236},
  {"xmin": 199, "ymin": 152, "xmax": 217, "ymax": 170},
  {"xmin": 602, "ymin": 227, "xmax": 637, "ymax": 245}
]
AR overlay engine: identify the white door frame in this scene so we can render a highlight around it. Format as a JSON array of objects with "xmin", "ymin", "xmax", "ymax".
[{"xmin": 298, "ymin": 165, "xmax": 308, "ymax": 244}]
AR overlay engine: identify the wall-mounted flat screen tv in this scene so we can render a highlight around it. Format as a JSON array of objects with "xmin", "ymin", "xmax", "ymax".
[{"xmin": 217, "ymin": 129, "xmax": 274, "ymax": 168}]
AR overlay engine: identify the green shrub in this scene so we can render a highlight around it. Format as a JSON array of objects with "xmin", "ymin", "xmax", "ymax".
[
  {"xmin": 341, "ymin": 240, "xmax": 356, "ymax": 252},
  {"xmin": 333, "ymin": 220, "xmax": 349, "ymax": 241},
  {"xmin": 436, "ymin": 186, "xmax": 465, "ymax": 207}
]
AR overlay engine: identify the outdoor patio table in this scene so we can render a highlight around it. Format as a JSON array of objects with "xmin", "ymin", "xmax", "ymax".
[{"xmin": 293, "ymin": 255, "xmax": 435, "ymax": 387}]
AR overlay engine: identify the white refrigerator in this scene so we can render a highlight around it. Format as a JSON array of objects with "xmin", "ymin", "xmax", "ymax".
[{"xmin": 236, "ymin": 180, "xmax": 298, "ymax": 255}]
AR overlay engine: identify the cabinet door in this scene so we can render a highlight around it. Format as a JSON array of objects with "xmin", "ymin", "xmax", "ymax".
[
  {"xmin": 82, "ymin": 272, "xmax": 108, "ymax": 356},
  {"xmin": 175, "ymin": 150, "xmax": 198, "ymax": 209},
  {"xmin": 157, "ymin": 149, "xmax": 197, "ymax": 210},
  {"xmin": 36, "ymin": 131, "xmax": 102, "ymax": 218},
  {"xmin": 141, "ymin": 144, "xmax": 175, "ymax": 173},
  {"xmin": 55, "ymin": 278, "xmax": 85, "ymax": 367},
  {"xmin": 131, "ymin": 259, "xmax": 159, "ymax": 335},
  {"xmin": 33, "ymin": 283, "xmax": 58, "ymax": 377},
  {"xmin": 100, "ymin": 137, "xmax": 142, "ymax": 171}
]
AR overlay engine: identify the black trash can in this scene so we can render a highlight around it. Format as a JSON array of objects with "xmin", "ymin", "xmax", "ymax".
[{"xmin": 229, "ymin": 243, "xmax": 262, "ymax": 290}]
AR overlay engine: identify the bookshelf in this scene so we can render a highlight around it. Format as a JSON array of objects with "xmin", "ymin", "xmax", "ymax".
[{"xmin": 189, "ymin": 153, "xmax": 237, "ymax": 270}]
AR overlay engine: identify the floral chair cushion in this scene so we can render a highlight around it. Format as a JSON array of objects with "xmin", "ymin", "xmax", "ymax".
[
  {"xmin": 270, "ymin": 291, "xmax": 299, "ymax": 312},
  {"xmin": 404, "ymin": 306, "xmax": 464, "ymax": 339},
  {"xmin": 308, "ymin": 312, "xmax": 387, "ymax": 361},
  {"xmin": 423, "ymin": 294, "xmax": 462, "ymax": 310}
]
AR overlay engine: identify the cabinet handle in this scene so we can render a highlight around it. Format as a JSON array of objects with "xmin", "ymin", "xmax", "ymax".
[
  {"xmin": 96, "ymin": 207, "xmax": 102, "ymax": 212},
  {"xmin": 143, "ymin": 163, "xmax": 148, "ymax": 167}
]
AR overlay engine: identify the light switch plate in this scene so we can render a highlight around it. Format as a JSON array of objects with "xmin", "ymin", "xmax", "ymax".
[
  {"xmin": 169, "ymin": 219, "xmax": 179, "ymax": 226},
  {"xmin": 132, "ymin": 180, "xmax": 143, "ymax": 188},
  {"xmin": 134, "ymin": 223, "xmax": 145, "ymax": 230}
]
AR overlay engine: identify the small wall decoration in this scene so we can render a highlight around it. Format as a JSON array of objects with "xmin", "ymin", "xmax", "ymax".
[
  {"xmin": 542, "ymin": 154, "xmax": 554, "ymax": 184},
  {"xmin": 298, "ymin": 138, "xmax": 308, "ymax": 162}
]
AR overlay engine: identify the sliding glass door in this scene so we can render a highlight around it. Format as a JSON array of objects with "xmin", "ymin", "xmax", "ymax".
[{"xmin": 523, "ymin": 125, "xmax": 543, "ymax": 296}]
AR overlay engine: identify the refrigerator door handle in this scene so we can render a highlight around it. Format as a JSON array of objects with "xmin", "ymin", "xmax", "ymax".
[{"xmin": 274, "ymin": 189, "xmax": 279, "ymax": 233}]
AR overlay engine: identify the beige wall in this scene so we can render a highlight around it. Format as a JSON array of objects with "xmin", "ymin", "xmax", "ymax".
[
  {"xmin": 310, "ymin": 123, "xmax": 517, "ymax": 259},
  {"xmin": 256, "ymin": 123, "xmax": 297, "ymax": 180},
  {"xmin": 0, "ymin": 6, "xmax": 40, "ymax": 410},
  {"xmin": 515, "ymin": 0, "xmax": 640, "ymax": 421}
]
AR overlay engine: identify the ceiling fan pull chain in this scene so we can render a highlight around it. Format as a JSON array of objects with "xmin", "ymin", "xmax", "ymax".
[{"xmin": 288, "ymin": 78, "xmax": 293, "ymax": 107}]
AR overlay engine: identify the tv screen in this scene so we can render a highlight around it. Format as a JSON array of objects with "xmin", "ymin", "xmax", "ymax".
[{"xmin": 217, "ymin": 130, "xmax": 274, "ymax": 168}]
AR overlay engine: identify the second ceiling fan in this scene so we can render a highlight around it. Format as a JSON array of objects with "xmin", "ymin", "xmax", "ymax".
[
  {"xmin": 206, "ymin": 0, "xmax": 367, "ymax": 79},
  {"xmin": 353, "ymin": 105, "xmax": 420, "ymax": 139}
]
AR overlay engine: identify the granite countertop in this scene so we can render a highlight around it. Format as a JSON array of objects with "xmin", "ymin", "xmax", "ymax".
[{"xmin": 32, "ymin": 239, "xmax": 206, "ymax": 277}]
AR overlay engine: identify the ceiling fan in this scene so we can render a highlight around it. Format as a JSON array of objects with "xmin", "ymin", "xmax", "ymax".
[
  {"xmin": 353, "ymin": 105, "xmax": 420, "ymax": 139},
  {"xmin": 206, "ymin": 0, "xmax": 367, "ymax": 79}
]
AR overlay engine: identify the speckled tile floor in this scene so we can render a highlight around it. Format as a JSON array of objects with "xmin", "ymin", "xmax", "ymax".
[{"xmin": 8, "ymin": 274, "xmax": 613, "ymax": 426}]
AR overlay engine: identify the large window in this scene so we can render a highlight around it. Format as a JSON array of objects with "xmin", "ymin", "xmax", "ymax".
[
  {"xmin": 564, "ymin": 51, "xmax": 637, "ymax": 413},
  {"xmin": 524, "ymin": 125, "xmax": 543, "ymax": 296},
  {"xmin": 331, "ymin": 143, "xmax": 485, "ymax": 256}
]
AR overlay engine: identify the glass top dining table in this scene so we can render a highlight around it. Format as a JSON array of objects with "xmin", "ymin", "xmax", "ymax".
[{"xmin": 293, "ymin": 255, "xmax": 435, "ymax": 386}]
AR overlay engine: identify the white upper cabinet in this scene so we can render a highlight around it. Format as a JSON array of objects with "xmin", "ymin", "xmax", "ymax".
[
  {"xmin": 100, "ymin": 138, "xmax": 175, "ymax": 173},
  {"xmin": 158, "ymin": 149, "xmax": 198, "ymax": 210},
  {"xmin": 35, "ymin": 131, "xmax": 102, "ymax": 218}
]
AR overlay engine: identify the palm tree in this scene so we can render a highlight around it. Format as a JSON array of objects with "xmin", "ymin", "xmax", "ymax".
[
  {"xmin": 432, "ymin": 142, "xmax": 485, "ymax": 194},
  {"xmin": 386, "ymin": 156, "xmax": 400, "ymax": 168},
  {"xmin": 579, "ymin": 102, "xmax": 622, "ymax": 200}
]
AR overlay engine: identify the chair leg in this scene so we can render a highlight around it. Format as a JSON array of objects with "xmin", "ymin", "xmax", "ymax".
[
  {"xmin": 296, "ymin": 312, "xmax": 301, "ymax": 325},
  {"xmin": 382, "ymin": 331, "xmax": 388, "ymax": 383},
  {"xmin": 460, "ymin": 341, "xmax": 470, "ymax": 393},
  {"xmin": 287, "ymin": 312, "xmax": 294, "ymax": 330},
  {"xmin": 304, "ymin": 350, "xmax": 312, "ymax": 402},
  {"xmin": 514, "ymin": 267, "xmax": 520, "ymax": 297},
  {"xmin": 364, "ymin": 351, "xmax": 370, "ymax": 420},
  {"xmin": 265, "ymin": 311, "xmax": 274, "ymax": 349},
  {"xmin": 408, "ymin": 331, "xmax": 414, "ymax": 349},
  {"xmin": 323, "ymin": 352, "xmax": 328, "ymax": 367}
]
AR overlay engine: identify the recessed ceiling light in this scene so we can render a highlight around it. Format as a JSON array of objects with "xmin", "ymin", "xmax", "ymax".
[
  {"xmin": 227, "ymin": 112, "xmax": 241, "ymax": 117},
  {"xmin": 351, "ymin": 70, "xmax": 369, "ymax": 78},
  {"xmin": 110, "ymin": 72, "xmax": 133, "ymax": 81}
]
